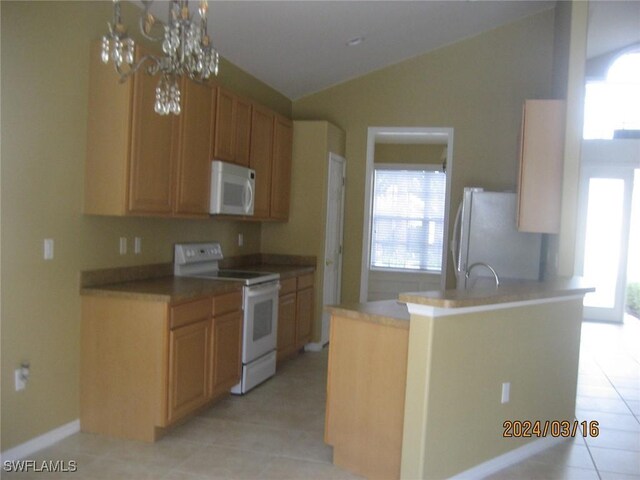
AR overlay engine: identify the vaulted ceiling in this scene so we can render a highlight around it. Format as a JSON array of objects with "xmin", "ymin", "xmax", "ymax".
[{"xmin": 142, "ymin": 1, "xmax": 640, "ymax": 100}]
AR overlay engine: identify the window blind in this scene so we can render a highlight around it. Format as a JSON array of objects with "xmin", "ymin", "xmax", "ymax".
[{"xmin": 370, "ymin": 167, "xmax": 446, "ymax": 272}]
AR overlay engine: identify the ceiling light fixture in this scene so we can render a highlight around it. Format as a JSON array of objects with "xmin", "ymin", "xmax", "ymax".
[{"xmin": 101, "ymin": 0, "xmax": 219, "ymax": 115}]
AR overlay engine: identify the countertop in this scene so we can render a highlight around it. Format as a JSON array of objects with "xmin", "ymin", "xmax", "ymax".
[
  {"xmin": 80, "ymin": 262, "xmax": 315, "ymax": 303},
  {"xmin": 80, "ymin": 276, "xmax": 243, "ymax": 303},
  {"xmin": 326, "ymin": 300, "xmax": 410, "ymax": 329},
  {"xmin": 399, "ymin": 277, "xmax": 594, "ymax": 309},
  {"xmin": 326, "ymin": 278, "xmax": 593, "ymax": 327}
]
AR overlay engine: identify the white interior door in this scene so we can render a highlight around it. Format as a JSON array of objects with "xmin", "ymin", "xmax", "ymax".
[
  {"xmin": 321, "ymin": 153, "xmax": 346, "ymax": 345},
  {"xmin": 575, "ymin": 166, "xmax": 635, "ymax": 322}
]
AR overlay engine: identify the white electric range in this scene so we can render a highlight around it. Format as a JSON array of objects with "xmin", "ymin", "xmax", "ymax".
[{"xmin": 174, "ymin": 242, "xmax": 280, "ymax": 394}]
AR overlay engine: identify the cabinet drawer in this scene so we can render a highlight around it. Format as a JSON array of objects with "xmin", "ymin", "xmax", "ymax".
[
  {"xmin": 170, "ymin": 298, "xmax": 211, "ymax": 329},
  {"xmin": 297, "ymin": 273, "xmax": 314, "ymax": 290},
  {"xmin": 212, "ymin": 291, "xmax": 242, "ymax": 316},
  {"xmin": 280, "ymin": 278, "xmax": 297, "ymax": 295}
]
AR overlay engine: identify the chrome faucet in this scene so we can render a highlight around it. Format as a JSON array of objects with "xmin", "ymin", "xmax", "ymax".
[{"xmin": 464, "ymin": 262, "xmax": 500, "ymax": 289}]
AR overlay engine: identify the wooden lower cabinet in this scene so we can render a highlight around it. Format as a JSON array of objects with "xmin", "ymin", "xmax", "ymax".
[
  {"xmin": 295, "ymin": 287, "xmax": 313, "ymax": 348},
  {"xmin": 295, "ymin": 274, "xmax": 314, "ymax": 349},
  {"xmin": 276, "ymin": 273, "xmax": 315, "ymax": 364},
  {"xmin": 325, "ymin": 314, "xmax": 409, "ymax": 480},
  {"xmin": 168, "ymin": 319, "xmax": 211, "ymax": 424},
  {"xmin": 81, "ymin": 290, "xmax": 242, "ymax": 442},
  {"xmin": 277, "ymin": 290, "xmax": 297, "ymax": 362},
  {"xmin": 211, "ymin": 310, "xmax": 243, "ymax": 396}
]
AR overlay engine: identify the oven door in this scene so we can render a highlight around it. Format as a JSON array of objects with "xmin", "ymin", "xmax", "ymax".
[{"xmin": 242, "ymin": 281, "xmax": 279, "ymax": 363}]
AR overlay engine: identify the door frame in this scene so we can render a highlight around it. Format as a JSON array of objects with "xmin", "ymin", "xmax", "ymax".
[
  {"xmin": 306, "ymin": 152, "xmax": 346, "ymax": 351},
  {"xmin": 360, "ymin": 127, "xmax": 454, "ymax": 302},
  {"xmin": 322, "ymin": 153, "xmax": 346, "ymax": 345},
  {"xmin": 575, "ymin": 140, "xmax": 640, "ymax": 322}
]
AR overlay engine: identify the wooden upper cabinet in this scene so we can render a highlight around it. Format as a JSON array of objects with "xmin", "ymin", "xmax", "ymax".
[
  {"xmin": 84, "ymin": 41, "xmax": 214, "ymax": 217},
  {"xmin": 213, "ymin": 87, "xmax": 235, "ymax": 161},
  {"xmin": 234, "ymin": 98, "xmax": 252, "ymax": 167},
  {"xmin": 271, "ymin": 116, "xmax": 293, "ymax": 221},
  {"xmin": 212, "ymin": 87, "xmax": 251, "ymax": 166},
  {"xmin": 173, "ymin": 79, "xmax": 214, "ymax": 217},
  {"xmin": 517, "ymin": 100, "xmax": 566, "ymax": 234},
  {"xmin": 84, "ymin": 39, "xmax": 293, "ymax": 222},
  {"xmin": 128, "ymin": 52, "xmax": 175, "ymax": 215},
  {"xmin": 249, "ymin": 104, "xmax": 275, "ymax": 219},
  {"xmin": 85, "ymin": 42, "xmax": 173, "ymax": 216}
]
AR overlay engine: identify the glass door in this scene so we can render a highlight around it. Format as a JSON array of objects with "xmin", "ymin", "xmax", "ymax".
[{"xmin": 575, "ymin": 166, "xmax": 635, "ymax": 322}]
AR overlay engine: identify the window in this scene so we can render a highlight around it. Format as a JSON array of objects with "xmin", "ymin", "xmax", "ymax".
[
  {"xmin": 370, "ymin": 165, "xmax": 446, "ymax": 272},
  {"xmin": 583, "ymin": 50, "xmax": 640, "ymax": 139}
]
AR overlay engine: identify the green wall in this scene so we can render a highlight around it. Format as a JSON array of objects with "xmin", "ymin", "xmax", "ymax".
[
  {"xmin": 1, "ymin": 0, "xmax": 572, "ymax": 453},
  {"xmin": 0, "ymin": 0, "xmax": 290, "ymax": 451},
  {"xmin": 374, "ymin": 144, "xmax": 446, "ymax": 165},
  {"xmin": 261, "ymin": 121, "xmax": 346, "ymax": 342},
  {"xmin": 292, "ymin": 8, "xmax": 556, "ymax": 300}
]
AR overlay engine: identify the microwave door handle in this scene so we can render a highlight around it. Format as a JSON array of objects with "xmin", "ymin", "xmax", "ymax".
[{"xmin": 243, "ymin": 180, "xmax": 254, "ymax": 214}]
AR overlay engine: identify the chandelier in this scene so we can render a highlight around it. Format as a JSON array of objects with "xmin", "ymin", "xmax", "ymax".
[{"xmin": 100, "ymin": 0, "xmax": 219, "ymax": 115}]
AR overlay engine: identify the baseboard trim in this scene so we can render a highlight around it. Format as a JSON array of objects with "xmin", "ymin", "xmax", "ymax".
[
  {"xmin": 304, "ymin": 342, "xmax": 327, "ymax": 352},
  {"xmin": 448, "ymin": 436, "xmax": 566, "ymax": 479},
  {"xmin": 0, "ymin": 419, "xmax": 80, "ymax": 462}
]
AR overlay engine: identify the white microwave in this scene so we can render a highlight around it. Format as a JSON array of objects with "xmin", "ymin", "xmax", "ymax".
[{"xmin": 210, "ymin": 160, "xmax": 255, "ymax": 215}]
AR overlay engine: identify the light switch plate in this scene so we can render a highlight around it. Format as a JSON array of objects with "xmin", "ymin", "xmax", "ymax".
[
  {"xmin": 44, "ymin": 239, "xmax": 54, "ymax": 260},
  {"xmin": 119, "ymin": 237, "xmax": 127, "ymax": 255},
  {"xmin": 134, "ymin": 237, "xmax": 141, "ymax": 255},
  {"xmin": 501, "ymin": 382, "xmax": 510, "ymax": 404}
]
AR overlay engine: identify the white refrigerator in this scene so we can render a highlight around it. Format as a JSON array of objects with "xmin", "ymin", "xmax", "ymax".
[{"xmin": 452, "ymin": 188, "xmax": 543, "ymax": 289}]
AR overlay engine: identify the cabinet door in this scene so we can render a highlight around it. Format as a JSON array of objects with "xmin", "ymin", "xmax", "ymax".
[
  {"xmin": 234, "ymin": 98, "xmax": 252, "ymax": 167},
  {"xmin": 167, "ymin": 319, "xmax": 211, "ymax": 424},
  {"xmin": 517, "ymin": 100, "xmax": 566, "ymax": 233},
  {"xmin": 174, "ymin": 79, "xmax": 213, "ymax": 216},
  {"xmin": 271, "ymin": 116, "xmax": 293, "ymax": 221},
  {"xmin": 213, "ymin": 87, "xmax": 235, "ymax": 162},
  {"xmin": 211, "ymin": 310, "xmax": 243, "ymax": 396},
  {"xmin": 249, "ymin": 105, "xmax": 275, "ymax": 219},
  {"xmin": 295, "ymin": 287, "xmax": 313, "ymax": 348},
  {"xmin": 128, "ymin": 46, "xmax": 175, "ymax": 214},
  {"xmin": 277, "ymin": 292, "xmax": 297, "ymax": 362}
]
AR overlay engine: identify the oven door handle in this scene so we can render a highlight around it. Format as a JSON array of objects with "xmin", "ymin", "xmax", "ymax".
[{"xmin": 244, "ymin": 282, "xmax": 280, "ymax": 298}]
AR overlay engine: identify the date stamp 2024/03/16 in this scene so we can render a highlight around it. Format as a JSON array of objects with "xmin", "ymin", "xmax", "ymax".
[{"xmin": 503, "ymin": 420, "xmax": 600, "ymax": 438}]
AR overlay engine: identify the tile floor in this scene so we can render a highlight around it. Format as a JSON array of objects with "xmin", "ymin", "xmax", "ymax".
[{"xmin": 4, "ymin": 316, "xmax": 639, "ymax": 479}]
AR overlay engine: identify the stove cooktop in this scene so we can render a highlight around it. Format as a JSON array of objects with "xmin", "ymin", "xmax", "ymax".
[
  {"xmin": 190, "ymin": 270, "xmax": 280, "ymax": 286},
  {"xmin": 173, "ymin": 242, "xmax": 280, "ymax": 286}
]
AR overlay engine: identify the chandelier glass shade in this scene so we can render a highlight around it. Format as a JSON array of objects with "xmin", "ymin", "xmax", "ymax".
[{"xmin": 101, "ymin": 0, "xmax": 219, "ymax": 115}]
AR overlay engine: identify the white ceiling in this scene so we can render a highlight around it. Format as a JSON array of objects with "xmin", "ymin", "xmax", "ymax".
[
  {"xmin": 586, "ymin": 1, "xmax": 640, "ymax": 59},
  {"xmin": 139, "ymin": 0, "xmax": 640, "ymax": 100}
]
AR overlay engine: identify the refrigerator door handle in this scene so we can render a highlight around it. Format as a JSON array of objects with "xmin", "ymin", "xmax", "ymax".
[{"xmin": 451, "ymin": 201, "xmax": 463, "ymax": 273}]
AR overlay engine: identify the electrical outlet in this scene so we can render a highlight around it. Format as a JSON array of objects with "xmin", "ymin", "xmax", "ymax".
[
  {"xmin": 238, "ymin": 233, "xmax": 243, "ymax": 247},
  {"xmin": 44, "ymin": 239, "xmax": 54, "ymax": 260},
  {"xmin": 119, "ymin": 237, "xmax": 127, "ymax": 255},
  {"xmin": 501, "ymin": 382, "xmax": 510, "ymax": 404},
  {"xmin": 134, "ymin": 237, "xmax": 142, "ymax": 255}
]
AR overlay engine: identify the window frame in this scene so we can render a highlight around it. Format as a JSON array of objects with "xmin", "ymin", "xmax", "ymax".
[{"xmin": 369, "ymin": 162, "xmax": 446, "ymax": 274}]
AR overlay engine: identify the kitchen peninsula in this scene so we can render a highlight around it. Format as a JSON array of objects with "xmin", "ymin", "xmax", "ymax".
[{"xmin": 324, "ymin": 278, "xmax": 594, "ymax": 480}]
